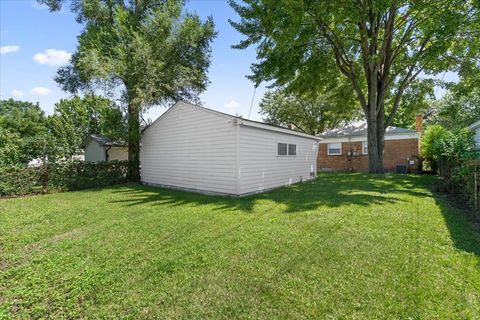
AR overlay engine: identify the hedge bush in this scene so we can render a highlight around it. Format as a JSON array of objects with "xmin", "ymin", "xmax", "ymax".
[
  {"xmin": 422, "ymin": 125, "xmax": 479, "ymax": 208},
  {"xmin": 0, "ymin": 166, "xmax": 43, "ymax": 197},
  {"xmin": 0, "ymin": 160, "xmax": 128, "ymax": 197}
]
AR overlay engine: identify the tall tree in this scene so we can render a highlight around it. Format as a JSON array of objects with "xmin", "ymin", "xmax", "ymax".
[
  {"xmin": 259, "ymin": 89, "xmax": 359, "ymax": 135},
  {"xmin": 229, "ymin": 0, "xmax": 480, "ymax": 172},
  {"xmin": 40, "ymin": 0, "xmax": 216, "ymax": 180},
  {"xmin": 48, "ymin": 95, "xmax": 126, "ymax": 158},
  {"xmin": 427, "ymin": 89, "xmax": 480, "ymax": 130},
  {"xmin": 0, "ymin": 99, "xmax": 49, "ymax": 165}
]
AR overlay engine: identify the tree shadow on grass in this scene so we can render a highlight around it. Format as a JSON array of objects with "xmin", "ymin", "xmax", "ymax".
[
  {"xmin": 431, "ymin": 192, "xmax": 480, "ymax": 257},
  {"xmin": 99, "ymin": 173, "xmax": 480, "ymax": 260},
  {"xmin": 107, "ymin": 173, "xmax": 432, "ymax": 215}
]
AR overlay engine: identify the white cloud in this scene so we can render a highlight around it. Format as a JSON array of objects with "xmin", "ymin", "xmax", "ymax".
[
  {"xmin": 33, "ymin": 49, "xmax": 71, "ymax": 66},
  {"xmin": 12, "ymin": 89, "xmax": 24, "ymax": 98},
  {"xmin": 0, "ymin": 45, "xmax": 20, "ymax": 54},
  {"xmin": 32, "ymin": 1, "xmax": 47, "ymax": 9},
  {"xmin": 224, "ymin": 100, "xmax": 241, "ymax": 110},
  {"xmin": 30, "ymin": 86, "xmax": 51, "ymax": 96}
]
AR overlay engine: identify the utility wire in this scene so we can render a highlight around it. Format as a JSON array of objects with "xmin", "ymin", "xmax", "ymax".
[{"xmin": 248, "ymin": 85, "xmax": 258, "ymax": 119}]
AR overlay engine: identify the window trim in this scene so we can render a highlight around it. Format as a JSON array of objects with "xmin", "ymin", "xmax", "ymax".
[
  {"xmin": 277, "ymin": 142, "xmax": 297, "ymax": 156},
  {"xmin": 288, "ymin": 143, "xmax": 297, "ymax": 156},
  {"xmin": 362, "ymin": 141, "xmax": 368, "ymax": 155},
  {"xmin": 327, "ymin": 142, "xmax": 342, "ymax": 156},
  {"xmin": 277, "ymin": 142, "xmax": 288, "ymax": 156}
]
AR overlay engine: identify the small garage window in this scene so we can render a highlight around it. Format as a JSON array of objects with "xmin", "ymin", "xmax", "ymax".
[
  {"xmin": 278, "ymin": 143, "xmax": 296, "ymax": 156},
  {"xmin": 278, "ymin": 143, "xmax": 287, "ymax": 155},
  {"xmin": 327, "ymin": 143, "xmax": 342, "ymax": 155},
  {"xmin": 288, "ymin": 144, "xmax": 297, "ymax": 155}
]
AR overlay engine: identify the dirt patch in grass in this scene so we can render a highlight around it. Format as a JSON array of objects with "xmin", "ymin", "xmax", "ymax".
[{"xmin": 23, "ymin": 227, "xmax": 86, "ymax": 254}]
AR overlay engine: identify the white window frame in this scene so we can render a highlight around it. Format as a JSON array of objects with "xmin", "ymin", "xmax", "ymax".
[
  {"xmin": 327, "ymin": 143, "xmax": 342, "ymax": 156},
  {"xmin": 288, "ymin": 143, "xmax": 297, "ymax": 156},
  {"xmin": 362, "ymin": 141, "xmax": 368, "ymax": 155},
  {"xmin": 277, "ymin": 142, "xmax": 288, "ymax": 156}
]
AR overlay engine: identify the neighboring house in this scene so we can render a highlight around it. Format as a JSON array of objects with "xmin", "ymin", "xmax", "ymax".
[
  {"xmin": 28, "ymin": 154, "xmax": 85, "ymax": 167},
  {"xmin": 140, "ymin": 101, "xmax": 320, "ymax": 196},
  {"xmin": 468, "ymin": 120, "xmax": 480, "ymax": 150},
  {"xmin": 81, "ymin": 134, "xmax": 128, "ymax": 162},
  {"xmin": 317, "ymin": 116, "xmax": 422, "ymax": 172}
]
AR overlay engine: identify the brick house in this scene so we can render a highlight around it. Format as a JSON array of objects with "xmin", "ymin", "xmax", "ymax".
[{"xmin": 317, "ymin": 118, "xmax": 422, "ymax": 173}]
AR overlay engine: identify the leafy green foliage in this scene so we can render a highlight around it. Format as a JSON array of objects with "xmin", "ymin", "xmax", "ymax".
[
  {"xmin": 229, "ymin": 0, "xmax": 480, "ymax": 172},
  {"xmin": 48, "ymin": 95, "xmax": 126, "ymax": 158},
  {"xmin": 422, "ymin": 124, "xmax": 477, "ymax": 206},
  {"xmin": 427, "ymin": 90, "xmax": 480, "ymax": 130},
  {"xmin": 0, "ymin": 166, "xmax": 43, "ymax": 196},
  {"xmin": 421, "ymin": 125, "xmax": 450, "ymax": 171},
  {"xmin": 387, "ymin": 79, "xmax": 434, "ymax": 128},
  {"xmin": 0, "ymin": 99, "xmax": 49, "ymax": 166},
  {"xmin": 1, "ymin": 174, "xmax": 479, "ymax": 318},
  {"xmin": 0, "ymin": 160, "xmax": 128, "ymax": 197},
  {"xmin": 40, "ymin": 0, "xmax": 217, "ymax": 180},
  {"xmin": 259, "ymin": 89, "xmax": 360, "ymax": 135}
]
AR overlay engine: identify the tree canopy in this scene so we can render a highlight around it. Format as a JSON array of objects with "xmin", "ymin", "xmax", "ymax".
[
  {"xmin": 40, "ymin": 0, "xmax": 216, "ymax": 179},
  {"xmin": 49, "ymin": 95, "xmax": 126, "ymax": 159},
  {"xmin": 0, "ymin": 99, "xmax": 49, "ymax": 166},
  {"xmin": 229, "ymin": 0, "xmax": 480, "ymax": 172},
  {"xmin": 426, "ymin": 89, "xmax": 480, "ymax": 131},
  {"xmin": 259, "ymin": 89, "xmax": 360, "ymax": 135}
]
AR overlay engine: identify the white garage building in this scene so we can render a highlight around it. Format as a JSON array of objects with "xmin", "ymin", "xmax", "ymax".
[{"xmin": 140, "ymin": 101, "xmax": 320, "ymax": 196}]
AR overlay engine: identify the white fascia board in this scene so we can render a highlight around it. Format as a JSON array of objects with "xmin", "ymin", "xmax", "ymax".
[{"xmin": 239, "ymin": 120, "xmax": 322, "ymax": 141}]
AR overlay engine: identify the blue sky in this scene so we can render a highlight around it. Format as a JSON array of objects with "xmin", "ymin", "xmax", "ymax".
[
  {"xmin": 0, "ymin": 0, "xmax": 456, "ymax": 123},
  {"xmin": 0, "ymin": 0, "xmax": 267, "ymax": 121}
]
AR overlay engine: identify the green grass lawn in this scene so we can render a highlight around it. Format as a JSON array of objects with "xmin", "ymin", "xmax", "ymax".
[{"xmin": 1, "ymin": 173, "xmax": 479, "ymax": 319}]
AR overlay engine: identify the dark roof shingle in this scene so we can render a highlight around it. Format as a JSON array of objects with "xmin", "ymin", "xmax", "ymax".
[{"xmin": 81, "ymin": 134, "xmax": 126, "ymax": 148}]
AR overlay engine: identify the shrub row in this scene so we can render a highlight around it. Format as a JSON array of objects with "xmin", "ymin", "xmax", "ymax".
[
  {"xmin": 0, "ymin": 160, "xmax": 128, "ymax": 197},
  {"xmin": 422, "ymin": 125, "xmax": 479, "ymax": 209}
]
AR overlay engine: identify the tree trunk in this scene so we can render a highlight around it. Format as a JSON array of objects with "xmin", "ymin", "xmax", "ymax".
[
  {"xmin": 365, "ymin": 67, "xmax": 385, "ymax": 173},
  {"xmin": 366, "ymin": 114, "xmax": 384, "ymax": 173},
  {"xmin": 127, "ymin": 101, "xmax": 141, "ymax": 181}
]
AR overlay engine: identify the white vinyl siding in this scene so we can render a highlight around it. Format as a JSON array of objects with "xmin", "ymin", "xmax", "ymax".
[
  {"xmin": 238, "ymin": 125, "xmax": 317, "ymax": 195},
  {"xmin": 362, "ymin": 141, "xmax": 368, "ymax": 155},
  {"xmin": 140, "ymin": 101, "xmax": 319, "ymax": 196},
  {"xmin": 84, "ymin": 141, "xmax": 106, "ymax": 162},
  {"xmin": 327, "ymin": 143, "xmax": 342, "ymax": 155},
  {"xmin": 140, "ymin": 102, "xmax": 237, "ymax": 194}
]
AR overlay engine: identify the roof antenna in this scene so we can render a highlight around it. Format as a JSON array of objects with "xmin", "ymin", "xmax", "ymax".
[{"xmin": 248, "ymin": 83, "xmax": 259, "ymax": 119}]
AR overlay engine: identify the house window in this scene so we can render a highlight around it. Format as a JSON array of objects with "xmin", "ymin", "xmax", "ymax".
[
  {"xmin": 278, "ymin": 143, "xmax": 287, "ymax": 156},
  {"xmin": 278, "ymin": 143, "xmax": 296, "ymax": 156},
  {"xmin": 327, "ymin": 143, "xmax": 342, "ymax": 155},
  {"xmin": 362, "ymin": 141, "xmax": 368, "ymax": 155},
  {"xmin": 288, "ymin": 144, "xmax": 296, "ymax": 155}
]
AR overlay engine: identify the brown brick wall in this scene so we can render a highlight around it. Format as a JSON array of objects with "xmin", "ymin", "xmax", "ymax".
[{"xmin": 317, "ymin": 139, "xmax": 420, "ymax": 172}]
